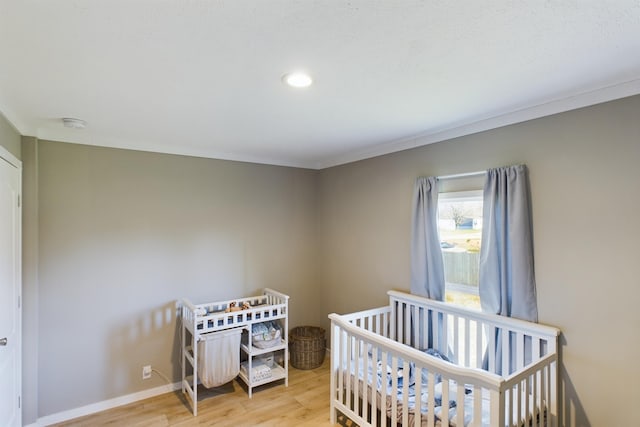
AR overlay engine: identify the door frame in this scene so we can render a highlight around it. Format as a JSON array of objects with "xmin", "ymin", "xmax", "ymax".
[
  {"xmin": 0, "ymin": 145, "xmax": 20, "ymax": 169},
  {"xmin": 0, "ymin": 144, "xmax": 22, "ymax": 427}
]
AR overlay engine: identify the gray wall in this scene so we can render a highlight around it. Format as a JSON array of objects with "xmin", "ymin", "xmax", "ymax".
[
  {"xmin": 318, "ymin": 95, "xmax": 640, "ymax": 427},
  {"xmin": 17, "ymin": 94, "xmax": 640, "ymax": 425},
  {"xmin": 24, "ymin": 141, "xmax": 320, "ymax": 418},
  {"xmin": 0, "ymin": 111, "xmax": 21, "ymax": 160}
]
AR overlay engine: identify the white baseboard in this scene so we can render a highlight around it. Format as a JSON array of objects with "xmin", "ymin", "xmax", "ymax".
[{"xmin": 26, "ymin": 381, "xmax": 181, "ymax": 427}]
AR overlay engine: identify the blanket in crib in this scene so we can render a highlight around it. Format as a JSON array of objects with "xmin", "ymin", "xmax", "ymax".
[{"xmin": 347, "ymin": 348, "xmax": 490, "ymax": 427}]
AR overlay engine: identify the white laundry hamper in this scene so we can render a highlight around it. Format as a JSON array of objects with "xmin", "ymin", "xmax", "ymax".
[{"xmin": 197, "ymin": 328, "xmax": 242, "ymax": 388}]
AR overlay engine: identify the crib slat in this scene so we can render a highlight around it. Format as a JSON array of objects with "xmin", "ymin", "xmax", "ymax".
[
  {"xmin": 337, "ymin": 330, "xmax": 343, "ymax": 405},
  {"xmin": 516, "ymin": 381, "xmax": 522, "ymax": 426},
  {"xmin": 411, "ymin": 304, "xmax": 418, "ymax": 346},
  {"xmin": 414, "ymin": 369, "xmax": 422, "ymax": 427},
  {"xmin": 397, "ymin": 303, "xmax": 402, "ymax": 342},
  {"xmin": 441, "ymin": 378, "xmax": 450, "ymax": 425},
  {"xmin": 457, "ymin": 381, "xmax": 466, "ymax": 426},
  {"xmin": 353, "ymin": 339, "xmax": 367, "ymax": 422},
  {"xmin": 397, "ymin": 304, "xmax": 403, "ymax": 343},
  {"xmin": 340, "ymin": 329, "xmax": 347, "ymax": 406},
  {"xmin": 539, "ymin": 365, "xmax": 547, "ymax": 426},
  {"xmin": 346, "ymin": 334, "xmax": 352, "ymax": 408},
  {"xmin": 402, "ymin": 359, "xmax": 410, "ymax": 426},
  {"xmin": 475, "ymin": 319, "xmax": 483, "ymax": 369},
  {"xmin": 363, "ymin": 342, "xmax": 369, "ymax": 423},
  {"xmin": 383, "ymin": 310, "xmax": 389, "ymax": 338},
  {"xmin": 427, "ymin": 371, "xmax": 435, "ymax": 426},
  {"xmin": 488, "ymin": 325, "xmax": 496, "ymax": 373},
  {"xmin": 525, "ymin": 375, "xmax": 531, "ymax": 426},
  {"xmin": 390, "ymin": 356, "xmax": 398, "ymax": 425},
  {"xmin": 545, "ymin": 364, "xmax": 551, "ymax": 426},
  {"xmin": 453, "ymin": 314, "xmax": 460, "ymax": 361},
  {"xmin": 522, "ymin": 378, "xmax": 527, "ymax": 426},
  {"xmin": 505, "ymin": 388, "xmax": 511, "ymax": 426},
  {"xmin": 539, "ymin": 369, "xmax": 544, "ymax": 427},
  {"xmin": 390, "ymin": 303, "xmax": 396, "ymax": 341},
  {"xmin": 506, "ymin": 388, "xmax": 512, "ymax": 426},
  {"xmin": 514, "ymin": 383, "xmax": 520, "ymax": 426},
  {"xmin": 406, "ymin": 304, "xmax": 418, "ymax": 347},
  {"xmin": 405, "ymin": 303, "xmax": 411, "ymax": 345},
  {"xmin": 532, "ymin": 369, "xmax": 539, "ymax": 427},
  {"xmin": 441, "ymin": 311, "xmax": 448, "ymax": 352},
  {"xmin": 421, "ymin": 308, "xmax": 428, "ymax": 350},
  {"xmin": 502, "ymin": 328, "xmax": 510, "ymax": 375},
  {"xmin": 516, "ymin": 332, "xmax": 525, "ymax": 371},
  {"xmin": 464, "ymin": 317, "xmax": 471, "ymax": 367},
  {"xmin": 381, "ymin": 351, "xmax": 388, "ymax": 426},
  {"xmin": 473, "ymin": 385, "xmax": 482, "ymax": 426},
  {"xmin": 370, "ymin": 346, "xmax": 377, "ymax": 426},
  {"xmin": 427, "ymin": 310, "xmax": 433, "ymax": 350}
]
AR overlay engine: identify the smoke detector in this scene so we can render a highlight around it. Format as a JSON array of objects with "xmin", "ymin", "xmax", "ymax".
[{"xmin": 62, "ymin": 118, "xmax": 87, "ymax": 129}]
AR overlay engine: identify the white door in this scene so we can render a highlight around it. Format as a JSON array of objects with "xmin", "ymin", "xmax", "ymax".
[{"xmin": 0, "ymin": 148, "xmax": 21, "ymax": 427}]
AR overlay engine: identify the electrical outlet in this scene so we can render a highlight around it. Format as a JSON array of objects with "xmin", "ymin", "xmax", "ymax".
[{"xmin": 142, "ymin": 365, "xmax": 152, "ymax": 380}]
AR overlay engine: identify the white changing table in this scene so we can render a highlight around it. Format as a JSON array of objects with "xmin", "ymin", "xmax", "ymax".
[{"xmin": 181, "ymin": 288, "xmax": 289, "ymax": 415}]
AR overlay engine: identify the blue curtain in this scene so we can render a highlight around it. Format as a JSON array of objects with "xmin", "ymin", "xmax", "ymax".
[
  {"xmin": 479, "ymin": 165, "xmax": 538, "ymax": 374},
  {"xmin": 410, "ymin": 176, "xmax": 445, "ymax": 300},
  {"xmin": 479, "ymin": 165, "xmax": 538, "ymax": 321},
  {"xmin": 410, "ymin": 177, "xmax": 445, "ymax": 350}
]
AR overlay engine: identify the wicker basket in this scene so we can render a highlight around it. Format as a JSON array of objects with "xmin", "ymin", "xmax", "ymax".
[{"xmin": 289, "ymin": 326, "xmax": 326, "ymax": 370}]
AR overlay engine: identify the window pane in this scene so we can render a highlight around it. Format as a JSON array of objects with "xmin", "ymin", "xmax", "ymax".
[{"xmin": 438, "ymin": 191, "xmax": 482, "ymax": 309}]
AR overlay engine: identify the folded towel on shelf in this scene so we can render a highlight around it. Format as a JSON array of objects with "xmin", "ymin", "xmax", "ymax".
[{"xmin": 240, "ymin": 361, "xmax": 272, "ymax": 382}]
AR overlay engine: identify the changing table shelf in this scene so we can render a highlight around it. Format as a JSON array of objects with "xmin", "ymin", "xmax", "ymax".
[
  {"xmin": 240, "ymin": 325, "xmax": 288, "ymax": 398},
  {"xmin": 240, "ymin": 339, "xmax": 287, "ymax": 356},
  {"xmin": 238, "ymin": 364, "xmax": 287, "ymax": 388}
]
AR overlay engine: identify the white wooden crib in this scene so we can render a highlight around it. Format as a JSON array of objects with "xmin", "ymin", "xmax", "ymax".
[{"xmin": 329, "ymin": 291, "xmax": 560, "ymax": 426}]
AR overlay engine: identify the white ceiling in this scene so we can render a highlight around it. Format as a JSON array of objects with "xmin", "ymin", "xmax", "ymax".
[{"xmin": 1, "ymin": 1, "xmax": 639, "ymax": 169}]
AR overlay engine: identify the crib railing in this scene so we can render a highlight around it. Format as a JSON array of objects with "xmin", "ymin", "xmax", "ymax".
[
  {"xmin": 340, "ymin": 305, "xmax": 393, "ymax": 338},
  {"xmin": 329, "ymin": 291, "xmax": 560, "ymax": 426},
  {"xmin": 503, "ymin": 352, "xmax": 556, "ymax": 426},
  {"xmin": 387, "ymin": 290, "xmax": 560, "ymax": 426},
  {"xmin": 330, "ymin": 310, "xmax": 503, "ymax": 427},
  {"xmin": 388, "ymin": 291, "xmax": 558, "ymax": 368}
]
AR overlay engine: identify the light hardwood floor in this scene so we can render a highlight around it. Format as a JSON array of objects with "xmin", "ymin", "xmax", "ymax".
[{"xmin": 52, "ymin": 359, "xmax": 354, "ymax": 427}]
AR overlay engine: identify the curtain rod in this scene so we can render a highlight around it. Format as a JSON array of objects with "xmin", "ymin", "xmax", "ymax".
[{"xmin": 437, "ymin": 170, "xmax": 485, "ymax": 180}]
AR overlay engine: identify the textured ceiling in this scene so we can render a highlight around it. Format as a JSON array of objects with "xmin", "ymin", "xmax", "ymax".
[{"xmin": 1, "ymin": 1, "xmax": 639, "ymax": 169}]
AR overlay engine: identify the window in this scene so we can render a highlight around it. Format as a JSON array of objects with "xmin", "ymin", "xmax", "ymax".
[{"xmin": 438, "ymin": 190, "xmax": 483, "ymax": 309}]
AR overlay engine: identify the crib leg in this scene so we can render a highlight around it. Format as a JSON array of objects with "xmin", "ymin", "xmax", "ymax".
[{"xmin": 330, "ymin": 402, "xmax": 336, "ymax": 424}]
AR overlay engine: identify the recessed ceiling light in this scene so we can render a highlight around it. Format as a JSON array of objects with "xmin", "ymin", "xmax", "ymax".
[
  {"xmin": 62, "ymin": 118, "xmax": 87, "ymax": 129},
  {"xmin": 282, "ymin": 72, "xmax": 313, "ymax": 88}
]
